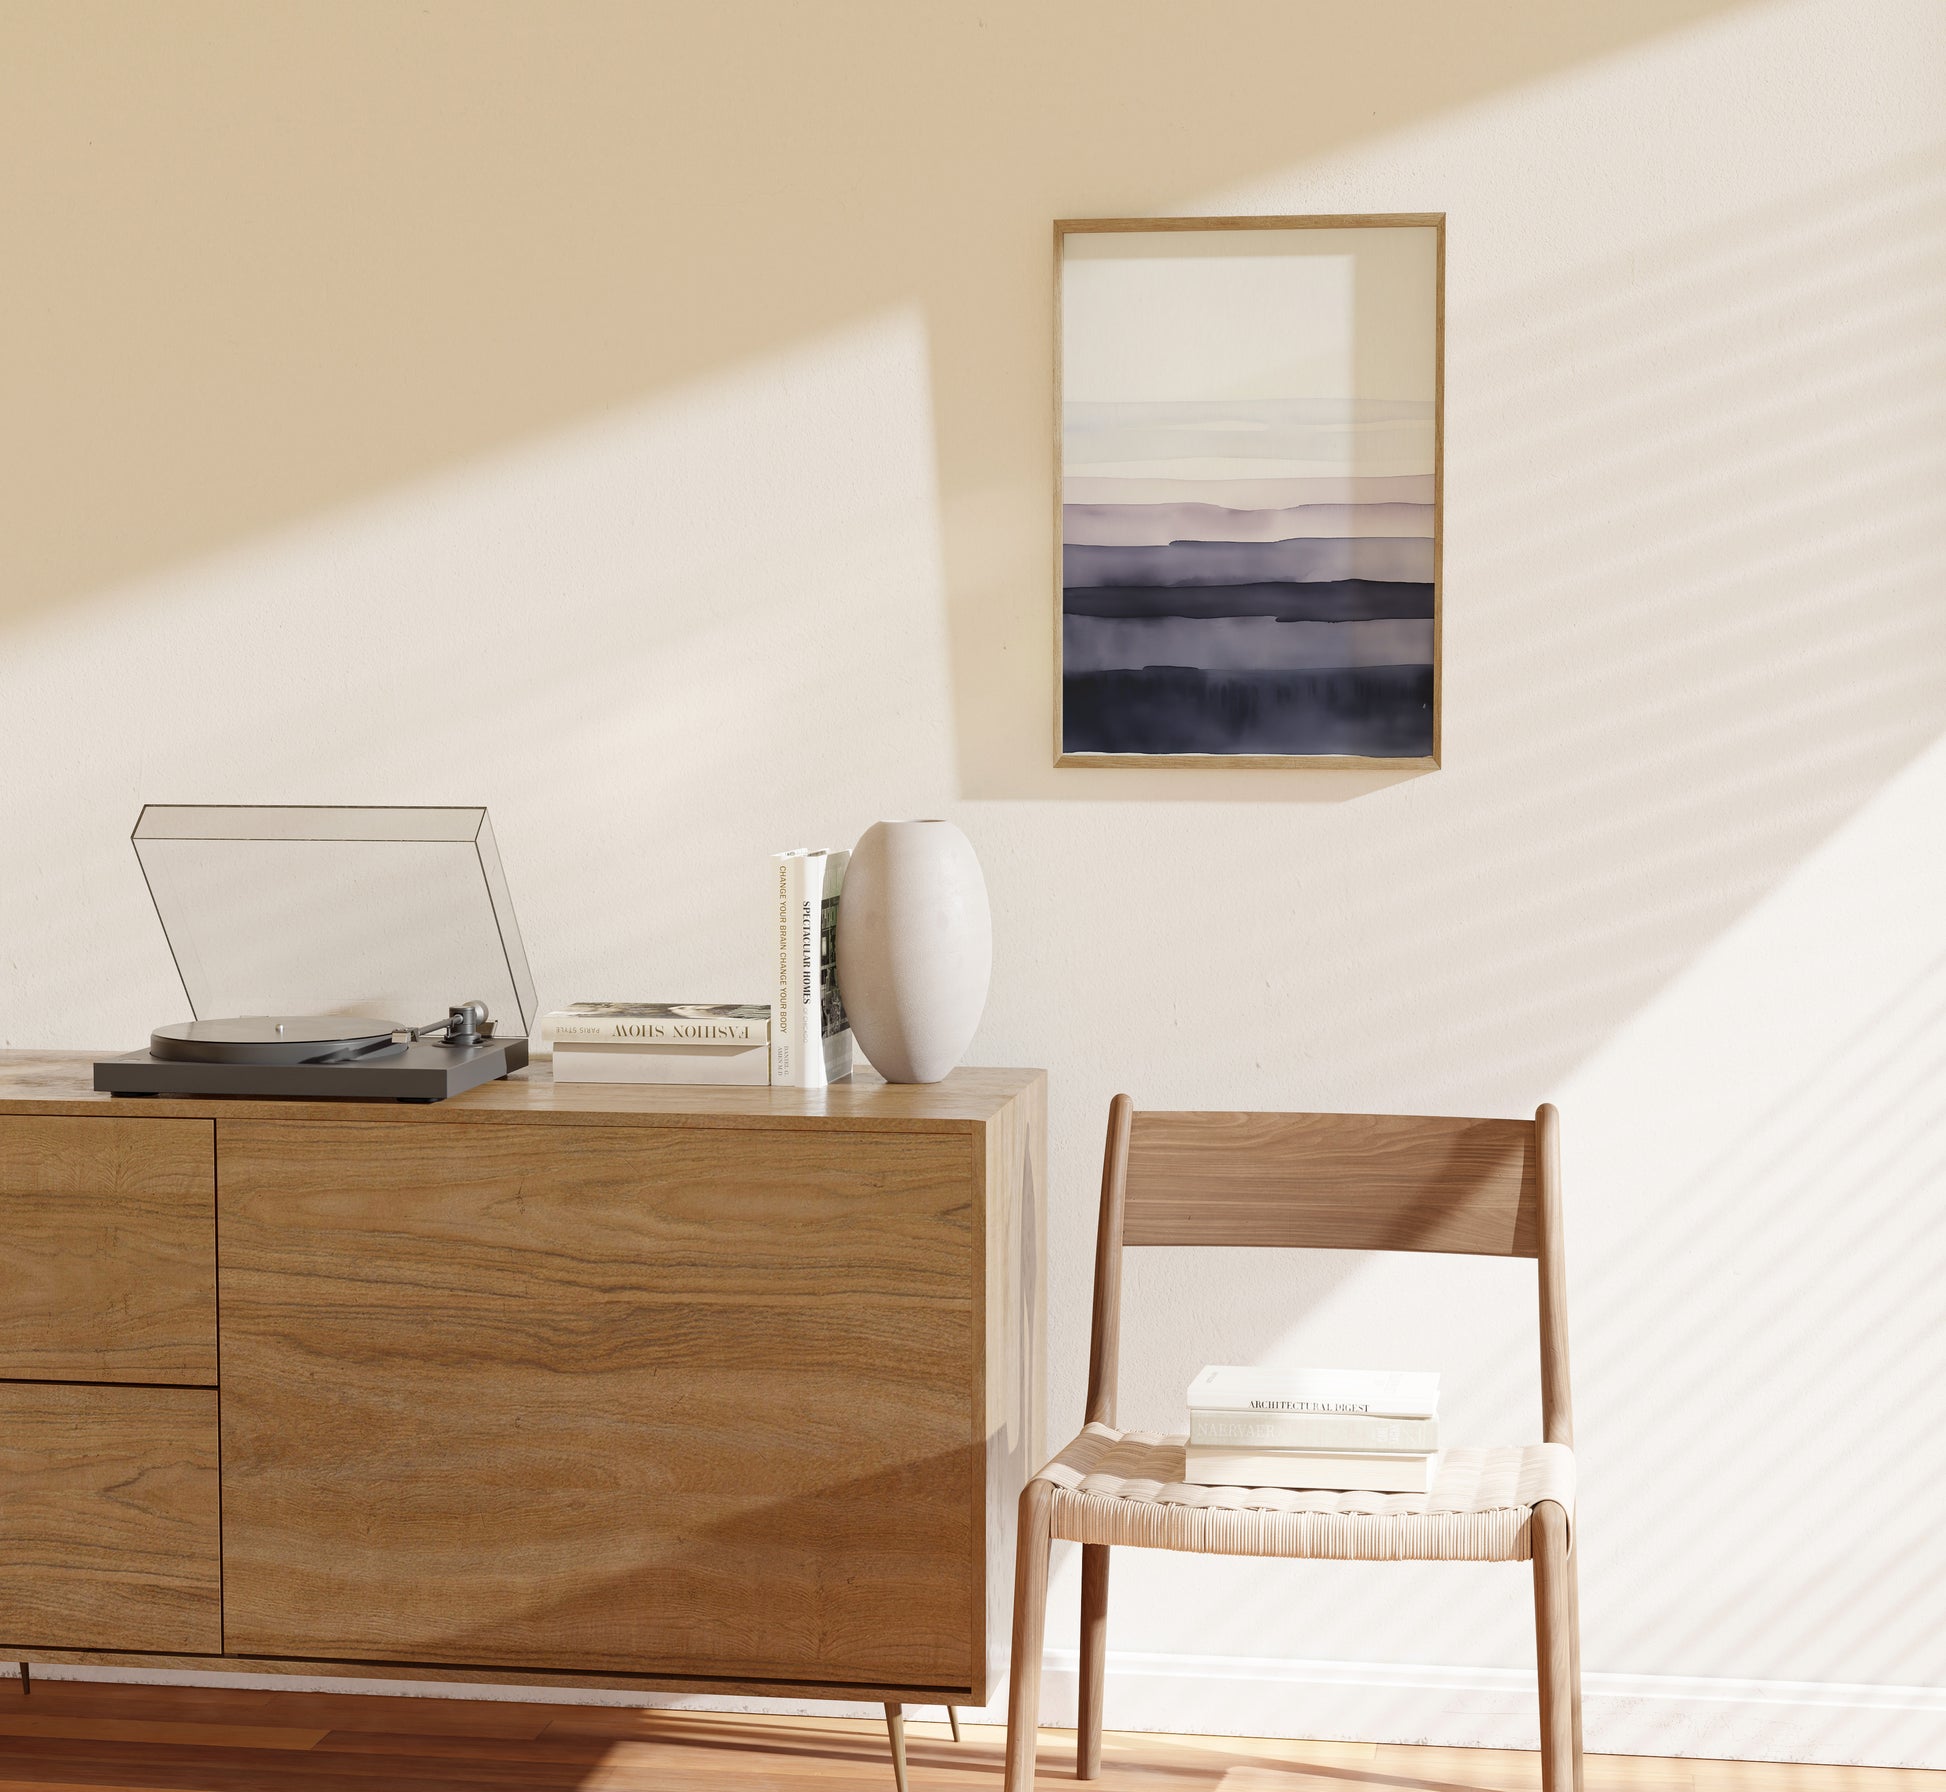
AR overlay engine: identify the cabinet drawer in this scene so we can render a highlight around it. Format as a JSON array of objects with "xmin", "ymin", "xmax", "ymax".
[
  {"xmin": 0, "ymin": 1383, "xmax": 221, "ymax": 1651},
  {"xmin": 0, "ymin": 1116, "xmax": 215, "ymax": 1383}
]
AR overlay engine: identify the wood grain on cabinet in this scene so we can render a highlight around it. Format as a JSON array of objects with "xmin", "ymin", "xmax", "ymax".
[
  {"xmin": 0, "ymin": 1383, "xmax": 220, "ymax": 1652},
  {"xmin": 217, "ymin": 1118, "xmax": 994, "ymax": 1689},
  {"xmin": 0, "ymin": 1058, "xmax": 1042, "ymax": 1703},
  {"xmin": 0, "ymin": 1115, "xmax": 215, "ymax": 1384}
]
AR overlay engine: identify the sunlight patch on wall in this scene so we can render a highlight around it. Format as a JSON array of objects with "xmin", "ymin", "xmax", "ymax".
[{"xmin": 1555, "ymin": 727, "xmax": 1946, "ymax": 1687}]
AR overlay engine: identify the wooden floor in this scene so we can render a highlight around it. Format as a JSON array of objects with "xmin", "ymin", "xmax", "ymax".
[{"xmin": 0, "ymin": 1680, "xmax": 1940, "ymax": 1791}]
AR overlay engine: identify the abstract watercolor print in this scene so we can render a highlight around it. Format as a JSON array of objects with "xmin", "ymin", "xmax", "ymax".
[{"xmin": 1057, "ymin": 218, "xmax": 1442, "ymax": 764}]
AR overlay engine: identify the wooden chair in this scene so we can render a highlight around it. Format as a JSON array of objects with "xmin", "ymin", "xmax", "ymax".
[{"xmin": 1004, "ymin": 1099, "xmax": 1582, "ymax": 1791}]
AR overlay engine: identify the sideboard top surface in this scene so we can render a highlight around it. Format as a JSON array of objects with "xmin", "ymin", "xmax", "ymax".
[{"xmin": 0, "ymin": 1052, "xmax": 1043, "ymax": 1132}]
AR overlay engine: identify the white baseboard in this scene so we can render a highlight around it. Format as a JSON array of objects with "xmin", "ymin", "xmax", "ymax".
[
  {"xmin": 10, "ymin": 1652, "xmax": 1942, "ymax": 1771},
  {"xmin": 1020, "ymin": 1650, "xmax": 1946, "ymax": 1772}
]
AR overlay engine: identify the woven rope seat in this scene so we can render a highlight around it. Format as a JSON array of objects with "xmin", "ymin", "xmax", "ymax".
[{"xmin": 1035, "ymin": 1423, "xmax": 1575, "ymax": 1563}]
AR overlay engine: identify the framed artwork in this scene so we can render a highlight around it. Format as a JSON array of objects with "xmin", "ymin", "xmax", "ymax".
[{"xmin": 1054, "ymin": 215, "xmax": 1443, "ymax": 768}]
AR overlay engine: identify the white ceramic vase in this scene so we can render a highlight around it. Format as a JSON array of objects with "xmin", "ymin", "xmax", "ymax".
[{"xmin": 836, "ymin": 820, "xmax": 992, "ymax": 1084}]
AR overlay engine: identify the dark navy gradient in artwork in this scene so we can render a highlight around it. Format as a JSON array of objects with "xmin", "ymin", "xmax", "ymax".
[
  {"xmin": 1057, "ymin": 474, "xmax": 1437, "ymax": 752},
  {"xmin": 1064, "ymin": 667, "xmax": 1435, "ymax": 757},
  {"xmin": 1064, "ymin": 579, "xmax": 1434, "ymax": 622},
  {"xmin": 1064, "ymin": 615, "xmax": 1434, "ymax": 674}
]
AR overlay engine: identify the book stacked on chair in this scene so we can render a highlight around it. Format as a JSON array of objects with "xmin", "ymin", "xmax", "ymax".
[{"xmin": 1185, "ymin": 1366, "xmax": 1441, "ymax": 1492}]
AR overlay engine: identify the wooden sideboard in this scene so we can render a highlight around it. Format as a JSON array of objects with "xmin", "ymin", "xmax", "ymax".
[{"xmin": 0, "ymin": 1053, "xmax": 1044, "ymax": 1705}]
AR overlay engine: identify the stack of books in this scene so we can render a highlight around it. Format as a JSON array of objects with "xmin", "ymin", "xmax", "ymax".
[
  {"xmin": 542, "ymin": 1004, "xmax": 772, "ymax": 1084},
  {"xmin": 1184, "ymin": 1366, "xmax": 1442, "ymax": 1493},
  {"xmin": 539, "ymin": 845, "xmax": 858, "ymax": 1090}
]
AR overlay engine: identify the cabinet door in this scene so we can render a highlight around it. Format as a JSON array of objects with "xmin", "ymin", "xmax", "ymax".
[
  {"xmin": 0, "ymin": 1384, "xmax": 221, "ymax": 1651},
  {"xmin": 218, "ymin": 1120, "xmax": 981, "ymax": 1690},
  {"xmin": 0, "ymin": 1116, "xmax": 216, "ymax": 1383}
]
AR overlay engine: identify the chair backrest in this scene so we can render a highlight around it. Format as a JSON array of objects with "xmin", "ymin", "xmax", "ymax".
[
  {"xmin": 1085, "ymin": 1097, "xmax": 1572, "ymax": 1445},
  {"xmin": 1124, "ymin": 1110, "xmax": 1539, "ymax": 1255}
]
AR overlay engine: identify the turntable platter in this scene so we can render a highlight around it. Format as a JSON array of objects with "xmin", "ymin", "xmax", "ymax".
[{"xmin": 150, "ymin": 1015, "xmax": 403, "ymax": 1066}]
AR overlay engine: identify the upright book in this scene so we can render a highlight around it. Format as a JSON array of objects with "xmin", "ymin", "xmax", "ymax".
[{"xmin": 771, "ymin": 848, "xmax": 852, "ymax": 1088}]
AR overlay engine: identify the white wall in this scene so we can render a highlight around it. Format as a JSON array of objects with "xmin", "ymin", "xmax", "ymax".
[{"xmin": 2, "ymin": 0, "xmax": 1943, "ymax": 1767}]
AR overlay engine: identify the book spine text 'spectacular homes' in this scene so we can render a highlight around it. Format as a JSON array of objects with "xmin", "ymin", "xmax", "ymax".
[{"xmin": 771, "ymin": 850, "xmax": 852, "ymax": 1088}]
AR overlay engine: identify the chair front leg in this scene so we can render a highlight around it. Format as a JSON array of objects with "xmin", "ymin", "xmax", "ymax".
[
  {"xmin": 1078, "ymin": 1543, "xmax": 1110, "ymax": 1779},
  {"xmin": 1566, "ymin": 1529, "xmax": 1585, "ymax": 1792},
  {"xmin": 1531, "ymin": 1501, "xmax": 1579, "ymax": 1792},
  {"xmin": 1005, "ymin": 1479, "xmax": 1054, "ymax": 1792}
]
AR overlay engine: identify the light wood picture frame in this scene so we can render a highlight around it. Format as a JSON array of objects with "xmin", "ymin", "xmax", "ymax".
[{"xmin": 1054, "ymin": 215, "xmax": 1445, "ymax": 769}]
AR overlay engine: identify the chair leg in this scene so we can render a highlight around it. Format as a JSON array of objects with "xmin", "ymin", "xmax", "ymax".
[
  {"xmin": 884, "ymin": 1702, "xmax": 908, "ymax": 1792},
  {"xmin": 1077, "ymin": 1543, "xmax": 1110, "ymax": 1779},
  {"xmin": 1532, "ymin": 1501, "xmax": 1579, "ymax": 1792},
  {"xmin": 1566, "ymin": 1531, "xmax": 1585, "ymax": 1792},
  {"xmin": 1004, "ymin": 1479, "xmax": 1054, "ymax": 1792},
  {"xmin": 946, "ymin": 1704, "xmax": 961, "ymax": 1741}
]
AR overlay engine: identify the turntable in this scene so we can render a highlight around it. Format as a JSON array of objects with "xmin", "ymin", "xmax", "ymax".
[{"xmin": 94, "ymin": 805, "xmax": 535, "ymax": 1102}]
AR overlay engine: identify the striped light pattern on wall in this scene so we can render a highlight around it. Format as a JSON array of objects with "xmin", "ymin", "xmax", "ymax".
[{"xmin": 1058, "ymin": 221, "xmax": 1441, "ymax": 763}]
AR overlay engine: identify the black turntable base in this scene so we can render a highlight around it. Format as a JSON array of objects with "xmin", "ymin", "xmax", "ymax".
[{"xmin": 94, "ymin": 1010, "xmax": 528, "ymax": 1103}]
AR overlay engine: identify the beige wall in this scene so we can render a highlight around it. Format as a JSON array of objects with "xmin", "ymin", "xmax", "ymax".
[{"xmin": 4, "ymin": 0, "xmax": 1945, "ymax": 1766}]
